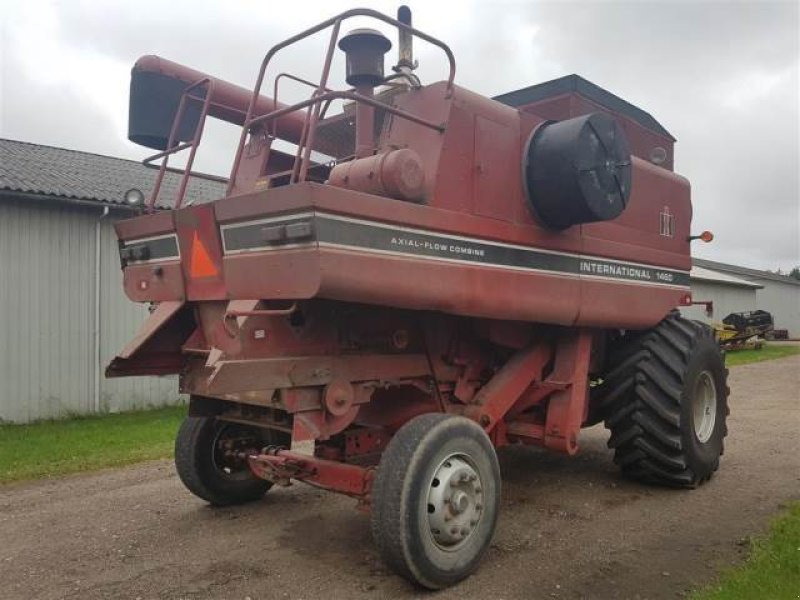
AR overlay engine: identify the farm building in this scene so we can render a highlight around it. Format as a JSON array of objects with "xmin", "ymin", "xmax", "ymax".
[
  {"xmin": 1, "ymin": 138, "xmax": 797, "ymax": 422},
  {"xmin": 682, "ymin": 265, "xmax": 762, "ymax": 325},
  {"xmin": 0, "ymin": 138, "xmax": 225, "ymax": 423},
  {"xmin": 685, "ymin": 259, "xmax": 800, "ymax": 337}
]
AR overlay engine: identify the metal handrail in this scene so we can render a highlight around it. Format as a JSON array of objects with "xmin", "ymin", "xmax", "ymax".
[
  {"xmin": 140, "ymin": 162, "xmax": 228, "ymax": 184},
  {"xmin": 227, "ymin": 8, "xmax": 456, "ymax": 194},
  {"xmin": 144, "ymin": 77, "xmax": 215, "ymax": 211},
  {"xmin": 272, "ymin": 73, "xmax": 337, "ymax": 145},
  {"xmin": 272, "ymin": 73, "xmax": 348, "ymax": 181},
  {"xmin": 247, "ymin": 90, "xmax": 445, "ymax": 133},
  {"xmin": 230, "ymin": 89, "xmax": 444, "ymax": 191}
]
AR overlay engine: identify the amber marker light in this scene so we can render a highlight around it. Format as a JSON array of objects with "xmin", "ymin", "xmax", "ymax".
[{"xmin": 687, "ymin": 230, "xmax": 714, "ymax": 243}]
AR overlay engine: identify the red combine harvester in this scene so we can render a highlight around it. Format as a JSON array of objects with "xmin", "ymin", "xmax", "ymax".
[{"xmin": 108, "ymin": 7, "xmax": 728, "ymax": 588}]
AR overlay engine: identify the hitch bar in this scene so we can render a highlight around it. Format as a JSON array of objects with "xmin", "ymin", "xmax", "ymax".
[{"xmin": 243, "ymin": 448, "xmax": 374, "ymax": 498}]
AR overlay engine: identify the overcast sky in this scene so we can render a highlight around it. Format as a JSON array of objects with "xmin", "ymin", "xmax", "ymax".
[{"xmin": 1, "ymin": 0, "xmax": 798, "ymax": 270}]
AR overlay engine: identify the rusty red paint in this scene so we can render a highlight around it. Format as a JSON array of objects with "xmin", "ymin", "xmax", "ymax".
[
  {"xmin": 462, "ymin": 343, "xmax": 553, "ymax": 431},
  {"xmin": 133, "ymin": 55, "xmax": 309, "ymax": 140},
  {"xmin": 109, "ymin": 8, "xmax": 697, "ymax": 508},
  {"xmin": 247, "ymin": 449, "xmax": 374, "ymax": 498},
  {"xmin": 543, "ymin": 330, "xmax": 593, "ymax": 455}
]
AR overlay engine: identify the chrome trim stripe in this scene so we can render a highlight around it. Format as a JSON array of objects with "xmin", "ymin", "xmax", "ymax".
[{"xmin": 220, "ymin": 212, "xmax": 691, "ymax": 288}]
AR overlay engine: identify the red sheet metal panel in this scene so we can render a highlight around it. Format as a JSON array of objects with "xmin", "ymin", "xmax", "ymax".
[{"xmin": 174, "ymin": 204, "xmax": 227, "ymax": 300}]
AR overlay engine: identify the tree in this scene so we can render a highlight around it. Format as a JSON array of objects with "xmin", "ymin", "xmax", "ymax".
[{"xmin": 790, "ymin": 266, "xmax": 800, "ymax": 281}]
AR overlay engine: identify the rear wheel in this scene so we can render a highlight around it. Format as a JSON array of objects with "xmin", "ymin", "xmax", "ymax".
[
  {"xmin": 371, "ymin": 414, "xmax": 501, "ymax": 589},
  {"xmin": 598, "ymin": 312, "xmax": 729, "ymax": 487},
  {"xmin": 175, "ymin": 416, "xmax": 289, "ymax": 506}
]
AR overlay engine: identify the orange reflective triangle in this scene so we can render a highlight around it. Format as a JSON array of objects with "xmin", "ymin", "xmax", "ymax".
[{"xmin": 189, "ymin": 232, "xmax": 218, "ymax": 278}]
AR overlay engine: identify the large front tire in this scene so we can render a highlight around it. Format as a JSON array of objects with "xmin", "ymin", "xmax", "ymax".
[
  {"xmin": 175, "ymin": 416, "xmax": 288, "ymax": 506},
  {"xmin": 371, "ymin": 414, "xmax": 501, "ymax": 589},
  {"xmin": 598, "ymin": 313, "xmax": 729, "ymax": 487}
]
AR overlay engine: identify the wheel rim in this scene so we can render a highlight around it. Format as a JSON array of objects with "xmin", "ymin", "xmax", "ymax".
[
  {"xmin": 212, "ymin": 423, "xmax": 260, "ymax": 481},
  {"xmin": 692, "ymin": 371, "xmax": 717, "ymax": 443},
  {"xmin": 426, "ymin": 453, "xmax": 484, "ymax": 551}
]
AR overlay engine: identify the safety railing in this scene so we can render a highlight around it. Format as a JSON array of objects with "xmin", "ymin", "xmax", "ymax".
[
  {"xmin": 227, "ymin": 8, "xmax": 456, "ymax": 195},
  {"xmin": 143, "ymin": 78, "xmax": 215, "ymax": 212}
]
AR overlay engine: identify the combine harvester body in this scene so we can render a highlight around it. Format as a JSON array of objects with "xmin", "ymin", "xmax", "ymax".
[{"xmin": 107, "ymin": 7, "xmax": 729, "ymax": 588}]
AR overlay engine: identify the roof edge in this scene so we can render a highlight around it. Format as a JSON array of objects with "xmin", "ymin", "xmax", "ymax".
[
  {"xmin": 0, "ymin": 136, "xmax": 151, "ymax": 168},
  {"xmin": 693, "ymin": 258, "xmax": 800, "ymax": 287},
  {"xmin": 493, "ymin": 74, "xmax": 675, "ymax": 141},
  {"xmin": 690, "ymin": 270, "xmax": 763, "ymax": 289},
  {"xmin": 0, "ymin": 189, "xmax": 141, "ymax": 211}
]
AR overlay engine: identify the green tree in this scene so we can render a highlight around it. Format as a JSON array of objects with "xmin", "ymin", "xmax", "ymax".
[{"xmin": 789, "ymin": 266, "xmax": 800, "ymax": 281}]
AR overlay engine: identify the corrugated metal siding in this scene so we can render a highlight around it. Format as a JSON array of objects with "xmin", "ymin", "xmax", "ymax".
[
  {"xmin": 722, "ymin": 272, "xmax": 800, "ymax": 337},
  {"xmin": 0, "ymin": 197, "xmax": 180, "ymax": 423},
  {"xmin": 98, "ymin": 216, "xmax": 179, "ymax": 413},
  {"xmin": 682, "ymin": 280, "xmax": 757, "ymax": 325},
  {"xmin": 692, "ymin": 259, "xmax": 800, "ymax": 337},
  {"xmin": 753, "ymin": 281, "xmax": 800, "ymax": 337}
]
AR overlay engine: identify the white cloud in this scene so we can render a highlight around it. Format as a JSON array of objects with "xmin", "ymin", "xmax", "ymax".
[
  {"xmin": 1, "ymin": 0, "xmax": 798, "ymax": 270},
  {"xmin": 719, "ymin": 66, "xmax": 795, "ymax": 110},
  {"xmin": 3, "ymin": 0, "xmax": 131, "ymax": 144}
]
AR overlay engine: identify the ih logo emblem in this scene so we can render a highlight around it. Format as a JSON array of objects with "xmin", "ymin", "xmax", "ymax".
[{"xmin": 659, "ymin": 206, "xmax": 675, "ymax": 238}]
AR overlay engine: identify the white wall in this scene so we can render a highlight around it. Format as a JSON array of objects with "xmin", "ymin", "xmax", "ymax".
[
  {"xmin": 682, "ymin": 280, "xmax": 758, "ymax": 325},
  {"xmin": 702, "ymin": 271, "xmax": 800, "ymax": 337},
  {"xmin": 0, "ymin": 197, "xmax": 182, "ymax": 423},
  {"xmin": 752, "ymin": 280, "xmax": 800, "ymax": 337}
]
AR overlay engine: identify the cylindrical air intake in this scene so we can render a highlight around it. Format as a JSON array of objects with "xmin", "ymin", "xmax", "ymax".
[
  {"xmin": 338, "ymin": 28, "xmax": 392, "ymax": 87},
  {"xmin": 523, "ymin": 112, "xmax": 632, "ymax": 230}
]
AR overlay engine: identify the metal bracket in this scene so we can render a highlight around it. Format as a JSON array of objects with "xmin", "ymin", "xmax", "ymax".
[{"xmin": 246, "ymin": 449, "xmax": 374, "ymax": 498}]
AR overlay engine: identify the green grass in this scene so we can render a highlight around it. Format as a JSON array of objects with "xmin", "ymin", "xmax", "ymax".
[
  {"xmin": 692, "ymin": 502, "xmax": 800, "ymax": 600},
  {"xmin": 724, "ymin": 343, "xmax": 800, "ymax": 367},
  {"xmin": 0, "ymin": 405, "xmax": 186, "ymax": 484}
]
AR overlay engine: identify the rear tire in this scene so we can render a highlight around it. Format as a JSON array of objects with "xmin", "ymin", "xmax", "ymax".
[
  {"xmin": 371, "ymin": 414, "xmax": 501, "ymax": 589},
  {"xmin": 598, "ymin": 312, "xmax": 729, "ymax": 487},
  {"xmin": 175, "ymin": 416, "xmax": 288, "ymax": 506}
]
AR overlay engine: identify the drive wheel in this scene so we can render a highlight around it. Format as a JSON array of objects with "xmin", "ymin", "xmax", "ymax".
[
  {"xmin": 598, "ymin": 312, "xmax": 729, "ymax": 487},
  {"xmin": 371, "ymin": 414, "xmax": 501, "ymax": 589},
  {"xmin": 175, "ymin": 416, "xmax": 288, "ymax": 506}
]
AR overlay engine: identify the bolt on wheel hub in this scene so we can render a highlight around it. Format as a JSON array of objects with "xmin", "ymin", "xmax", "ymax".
[{"xmin": 426, "ymin": 454, "xmax": 483, "ymax": 549}]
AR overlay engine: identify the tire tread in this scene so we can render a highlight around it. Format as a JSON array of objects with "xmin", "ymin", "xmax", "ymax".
[
  {"xmin": 174, "ymin": 416, "xmax": 274, "ymax": 506},
  {"xmin": 598, "ymin": 312, "xmax": 728, "ymax": 488},
  {"xmin": 370, "ymin": 414, "xmax": 499, "ymax": 589}
]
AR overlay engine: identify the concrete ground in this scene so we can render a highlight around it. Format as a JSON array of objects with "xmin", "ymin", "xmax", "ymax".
[{"xmin": 1, "ymin": 355, "xmax": 798, "ymax": 600}]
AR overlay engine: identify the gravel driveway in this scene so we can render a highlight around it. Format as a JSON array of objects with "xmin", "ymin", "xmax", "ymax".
[{"xmin": 1, "ymin": 355, "xmax": 798, "ymax": 600}]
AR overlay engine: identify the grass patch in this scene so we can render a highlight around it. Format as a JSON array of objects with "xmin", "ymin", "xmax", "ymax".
[
  {"xmin": 0, "ymin": 405, "xmax": 186, "ymax": 484},
  {"xmin": 692, "ymin": 502, "xmax": 800, "ymax": 600},
  {"xmin": 724, "ymin": 343, "xmax": 800, "ymax": 367}
]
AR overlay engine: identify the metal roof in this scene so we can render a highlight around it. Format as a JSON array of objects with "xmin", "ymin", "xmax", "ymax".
[
  {"xmin": 693, "ymin": 258, "xmax": 800, "ymax": 287},
  {"xmin": 690, "ymin": 265, "xmax": 762, "ymax": 289},
  {"xmin": 0, "ymin": 138, "xmax": 227, "ymax": 209},
  {"xmin": 493, "ymin": 74, "xmax": 675, "ymax": 141}
]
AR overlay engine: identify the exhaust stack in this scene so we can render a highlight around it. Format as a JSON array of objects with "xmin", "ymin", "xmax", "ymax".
[{"xmin": 396, "ymin": 6, "xmax": 414, "ymax": 73}]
